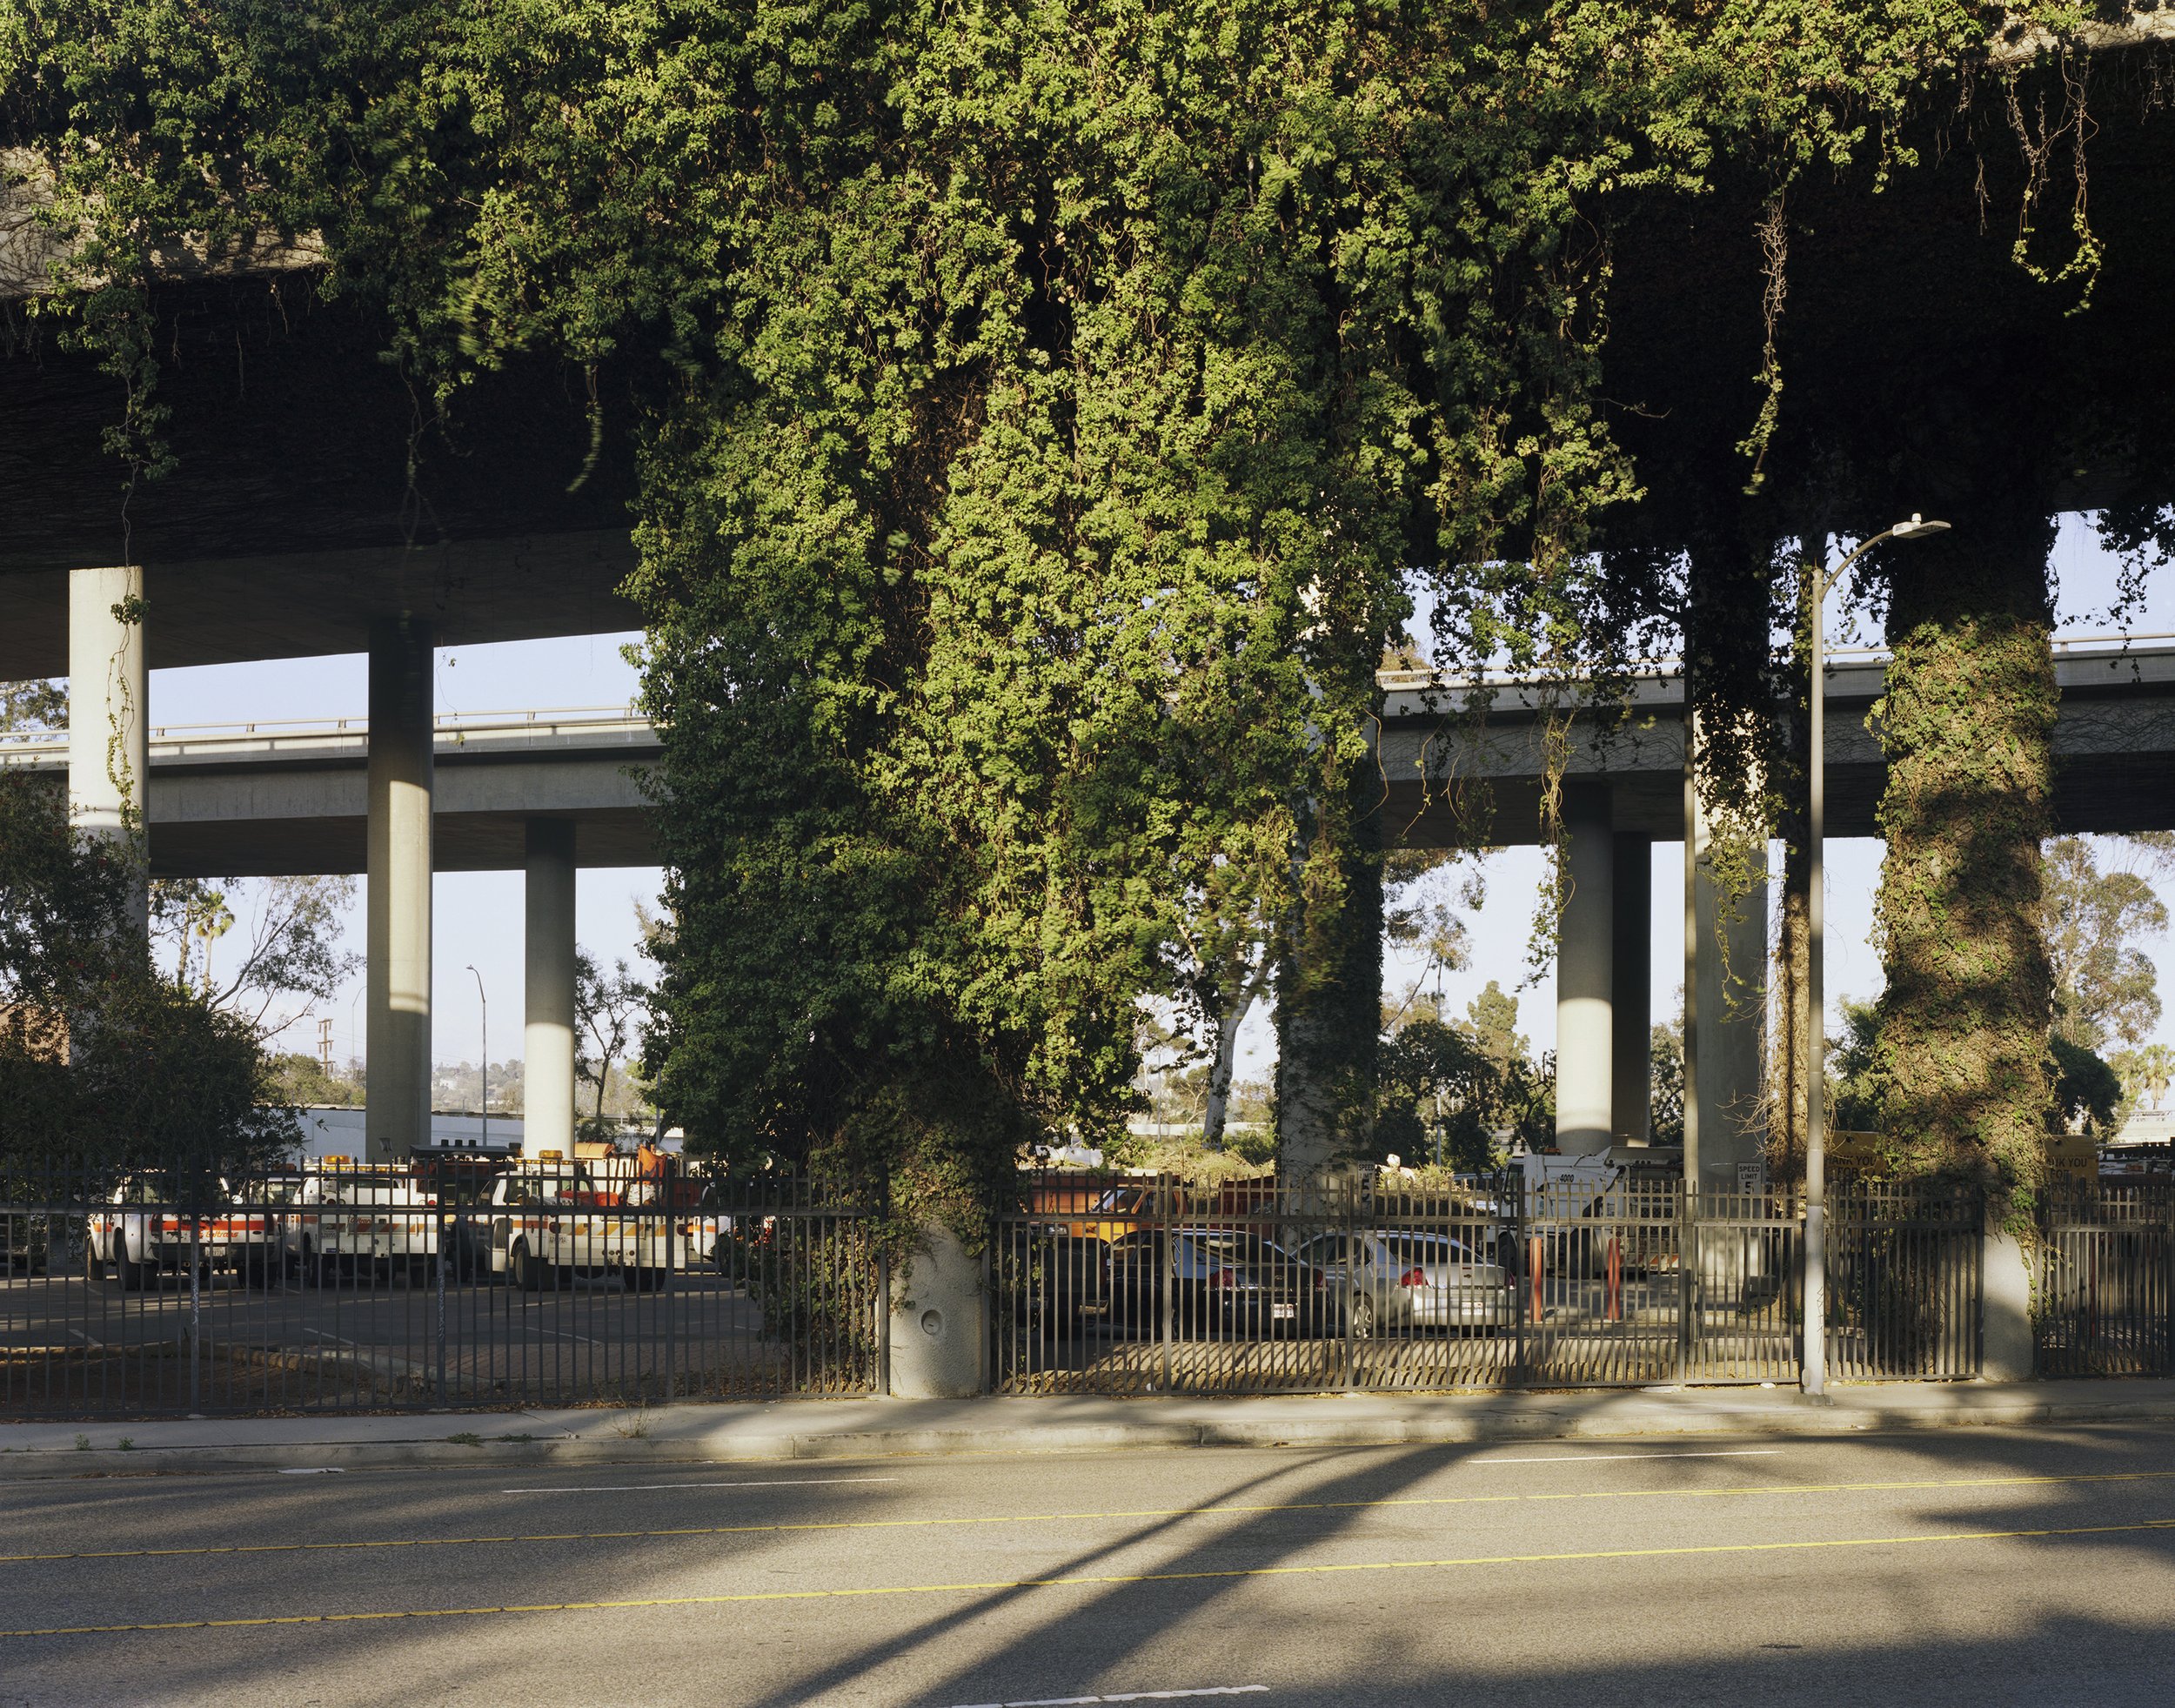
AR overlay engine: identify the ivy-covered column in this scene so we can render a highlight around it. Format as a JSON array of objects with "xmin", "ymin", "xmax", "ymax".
[
  {"xmin": 66, "ymin": 565, "xmax": 149, "ymax": 931},
  {"xmin": 1275, "ymin": 784, "xmax": 1383, "ymax": 1176},
  {"xmin": 1874, "ymin": 509, "xmax": 2057, "ymax": 1202}
]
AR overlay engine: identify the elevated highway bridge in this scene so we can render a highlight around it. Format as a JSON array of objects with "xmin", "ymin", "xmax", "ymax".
[{"xmin": 8, "ymin": 633, "xmax": 2167, "ymax": 876}]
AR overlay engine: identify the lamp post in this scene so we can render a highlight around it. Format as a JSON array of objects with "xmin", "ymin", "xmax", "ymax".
[
  {"xmin": 1803, "ymin": 512, "xmax": 1949, "ymax": 1397},
  {"xmin": 465, "ymin": 964, "xmax": 488, "ymax": 1148}
]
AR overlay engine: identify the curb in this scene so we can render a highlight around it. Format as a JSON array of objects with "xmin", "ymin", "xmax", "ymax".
[{"xmin": 5, "ymin": 1394, "xmax": 2174, "ymax": 1481}]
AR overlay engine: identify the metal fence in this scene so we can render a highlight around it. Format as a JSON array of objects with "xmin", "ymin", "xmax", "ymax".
[
  {"xmin": 1824, "ymin": 1181, "xmax": 1983, "ymax": 1381},
  {"xmin": 20, "ymin": 1152, "xmax": 2118, "ymax": 1415},
  {"xmin": 2036, "ymin": 1180, "xmax": 2174, "ymax": 1376},
  {"xmin": 994, "ymin": 1172, "xmax": 1810, "ymax": 1396},
  {"xmin": 0, "ymin": 1158, "xmax": 880, "ymax": 1418}
]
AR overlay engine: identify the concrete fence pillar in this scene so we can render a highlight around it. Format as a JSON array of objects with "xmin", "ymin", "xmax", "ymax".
[
  {"xmin": 1555, "ymin": 781, "xmax": 1613, "ymax": 1156},
  {"xmin": 365, "ymin": 617, "xmax": 433, "ymax": 1162},
  {"xmin": 66, "ymin": 565, "xmax": 149, "ymax": 930},
  {"xmin": 1981, "ymin": 1225, "xmax": 2034, "ymax": 1381},
  {"xmin": 1610, "ymin": 832, "xmax": 1652, "ymax": 1147},
  {"xmin": 524, "ymin": 820, "xmax": 579, "ymax": 1157},
  {"xmin": 886, "ymin": 1223, "xmax": 987, "ymax": 1398}
]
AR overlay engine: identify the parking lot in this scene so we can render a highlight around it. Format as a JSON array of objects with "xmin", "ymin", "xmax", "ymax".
[{"xmin": 0, "ymin": 1252, "xmax": 872, "ymax": 1416}]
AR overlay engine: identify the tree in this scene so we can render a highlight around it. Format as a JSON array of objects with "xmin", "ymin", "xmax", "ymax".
[
  {"xmin": 149, "ymin": 876, "xmax": 361, "ymax": 1036},
  {"xmin": 16, "ymin": 0, "xmax": 2138, "ymax": 1223},
  {"xmin": 264, "ymin": 1050, "xmax": 362, "ymax": 1109},
  {"xmin": 1376, "ymin": 984, "xmax": 1552, "ymax": 1170},
  {"xmin": 2042, "ymin": 835, "xmax": 2170, "ymax": 1052},
  {"xmin": 0, "ymin": 772, "xmax": 292, "ymax": 1174},
  {"xmin": 1650, "ymin": 1018, "xmax": 1686, "ymax": 1148},
  {"xmin": 576, "ymin": 949, "xmax": 650, "ymax": 1139},
  {"xmin": 1, "ymin": 681, "xmax": 66, "ymax": 734}
]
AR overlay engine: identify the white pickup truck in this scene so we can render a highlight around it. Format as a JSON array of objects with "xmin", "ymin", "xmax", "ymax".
[
  {"xmin": 85, "ymin": 1176, "xmax": 278, "ymax": 1289},
  {"xmin": 281, "ymin": 1169, "xmax": 441, "ymax": 1284},
  {"xmin": 483, "ymin": 1156, "xmax": 688, "ymax": 1291}
]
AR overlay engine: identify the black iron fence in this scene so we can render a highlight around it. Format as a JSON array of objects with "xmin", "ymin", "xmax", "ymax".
[
  {"xmin": 1824, "ymin": 1181, "xmax": 1983, "ymax": 1381},
  {"xmin": 0, "ymin": 1159, "xmax": 880, "ymax": 1417},
  {"xmin": 33, "ymin": 1153, "xmax": 2175, "ymax": 1413},
  {"xmin": 2036, "ymin": 1180, "xmax": 2175, "ymax": 1376},
  {"xmin": 994, "ymin": 1171, "xmax": 1813, "ymax": 1396}
]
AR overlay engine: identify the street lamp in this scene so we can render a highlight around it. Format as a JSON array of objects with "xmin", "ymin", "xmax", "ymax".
[
  {"xmin": 1804, "ymin": 512, "xmax": 1949, "ymax": 1397},
  {"xmin": 465, "ymin": 964, "xmax": 488, "ymax": 1149}
]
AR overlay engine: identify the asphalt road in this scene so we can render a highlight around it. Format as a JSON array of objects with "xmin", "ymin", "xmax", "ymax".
[{"xmin": 2, "ymin": 1424, "xmax": 2172, "ymax": 1706}]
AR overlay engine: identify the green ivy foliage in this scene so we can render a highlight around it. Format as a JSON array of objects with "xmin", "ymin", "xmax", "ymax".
[
  {"xmin": 3, "ymin": 0, "xmax": 2118, "ymax": 1217},
  {"xmin": 1871, "ymin": 513, "xmax": 2059, "ymax": 1206}
]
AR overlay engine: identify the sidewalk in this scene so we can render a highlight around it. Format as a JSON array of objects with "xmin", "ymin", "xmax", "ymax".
[{"xmin": 5, "ymin": 1377, "xmax": 2174, "ymax": 1480}]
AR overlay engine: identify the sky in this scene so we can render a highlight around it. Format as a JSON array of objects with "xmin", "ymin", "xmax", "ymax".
[{"xmin": 110, "ymin": 510, "xmax": 2171, "ymax": 1082}]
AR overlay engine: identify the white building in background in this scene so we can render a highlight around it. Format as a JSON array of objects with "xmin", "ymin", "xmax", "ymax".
[
  {"xmin": 287, "ymin": 1107, "xmax": 672, "ymax": 1162},
  {"xmin": 291, "ymin": 1106, "xmax": 527, "ymax": 1160},
  {"xmin": 2112, "ymin": 1108, "xmax": 2175, "ymax": 1149}
]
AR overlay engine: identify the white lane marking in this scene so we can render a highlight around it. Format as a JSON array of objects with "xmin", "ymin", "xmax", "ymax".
[
  {"xmin": 278, "ymin": 1468, "xmax": 345, "ymax": 1476},
  {"xmin": 1468, "ymin": 1449, "xmax": 1785, "ymax": 1464},
  {"xmin": 303, "ymin": 1329, "xmax": 360, "ymax": 1348},
  {"xmin": 499, "ymin": 1477, "xmax": 902, "ymax": 1493},
  {"xmin": 950, "ymin": 1692, "xmax": 1268, "ymax": 1707}
]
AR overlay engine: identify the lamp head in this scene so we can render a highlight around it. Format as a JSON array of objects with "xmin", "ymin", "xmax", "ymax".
[{"xmin": 1891, "ymin": 513, "xmax": 1951, "ymax": 541}]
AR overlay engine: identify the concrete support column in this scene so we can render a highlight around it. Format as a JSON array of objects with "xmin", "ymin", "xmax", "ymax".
[
  {"xmin": 1980, "ymin": 1225, "xmax": 2034, "ymax": 1380},
  {"xmin": 1555, "ymin": 782, "xmax": 1613, "ymax": 1156},
  {"xmin": 67, "ymin": 566, "xmax": 149, "ymax": 929},
  {"xmin": 524, "ymin": 820, "xmax": 579, "ymax": 1158},
  {"xmin": 1689, "ymin": 784, "xmax": 1769, "ymax": 1193},
  {"xmin": 1610, "ymin": 834, "xmax": 1652, "ymax": 1147},
  {"xmin": 887, "ymin": 1224, "xmax": 987, "ymax": 1397},
  {"xmin": 365, "ymin": 619, "xmax": 433, "ymax": 1162}
]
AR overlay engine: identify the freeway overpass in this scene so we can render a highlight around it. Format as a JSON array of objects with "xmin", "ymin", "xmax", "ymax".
[
  {"xmin": 1, "ymin": 705, "xmax": 657, "ymax": 878},
  {"xmin": 10, "ymin": 634, "xmax": 2173, "ymax": 1179},
  {"xmin": 7, "ymin": 633, "xmax": 2174, "ymax": 879}
]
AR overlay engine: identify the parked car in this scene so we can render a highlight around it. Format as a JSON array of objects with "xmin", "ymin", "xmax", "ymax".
[
  {"xmin": 1, "ymin": 1210, "xmax": 49, "ymax": 1277},
  {"xmin": 1007, "ymin": 1231, "xmax": 1110, "ymax": 1336},
  {"xmin": 85, "ymin": 1176, "xmax": 278, "ymax": 1289},
  {"xmin": 1102, "ymin": 1227, "xmax": 1332, "ymax": 1339},
  {"xmin": 480, "ymin": 1155, "xmax": 685, "ymax": 1291},
  {"xmin": 282, "ymin": 1168, "xmax": 440, "ymax": 1285},
  {"xmin": 1294, "ymin": 1229, "xmax": 1517, "ymax": 1337}
]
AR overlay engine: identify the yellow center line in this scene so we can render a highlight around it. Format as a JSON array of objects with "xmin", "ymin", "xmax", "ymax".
[
  {"xmin": 3, "ymin": 1466, "xmax": 2172, "ymax": 1567},
  {"xmin": 9, "ymin": 1516, "xmax": 2175, "ymax": 1639}
]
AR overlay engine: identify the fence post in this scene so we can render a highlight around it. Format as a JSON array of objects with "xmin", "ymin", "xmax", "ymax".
[
  {"xmin": 1342, "ymin": 1181, "xmax": 1357, "ymax": 1394},
  {"xmin": 1513, "ymin": 1171, "xmax": 1531, "ymax": 1386},
  {"xmin": 2165, "ymin": 1182, "xmax": 2175, "ymax": 1376},
  {"xmin": 435, "ymin": 1202, "xmax": 449, "ymax": 1404},
  {"xmin": 1676, "ymin": 1188, "xmax": 1693, "ymax": 1383},
  {"xmin": 875, "ymin": 1242, "xmax": 892, "ymax": 1397},
  {"xmin": 1160, "ymin": 1179, "xmax": 1174, "ymax": 1396},
  {"xmin": 188, "ymin": 1219, "xmax": 202, "ymax": 1415},
  {"xmin": 1981, "ymin": 1203, "xmax": 2031, "ymax": 1382}
]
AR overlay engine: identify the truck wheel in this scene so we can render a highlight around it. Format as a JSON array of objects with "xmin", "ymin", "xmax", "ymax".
[
  {"xmin": 84, "ymin": 1236, "xmax": 107, "ymax": 1288},
  {"xmin": 627, "ymin": 1266, "xmax": 665, "ymax": 1294},
  {"xmin": 1349, "ymin": 1291, "xmax": 1377, "ymax": 1341},
  {"xmin": 512, "ymin": 1241, "xmax": 542, "ymax": 1292},
  {"xmin": 114, "ymin": 1230, "xmax": 148, "ymax": 1292}
]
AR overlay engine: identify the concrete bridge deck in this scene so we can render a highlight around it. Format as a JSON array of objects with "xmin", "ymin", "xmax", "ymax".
[
  {"xmin": 8, "ymin": 633, "xmax": 2173, "ymax": 879},
  {"xmin": 0, "ymin": 704, "xmax": 658, "ymax": 876}
]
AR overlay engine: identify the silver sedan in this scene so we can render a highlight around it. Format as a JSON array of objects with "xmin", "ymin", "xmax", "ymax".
[{"xmin": 1298, "ymin": 1230, "xmax": 1518, "ymax": 1337}]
